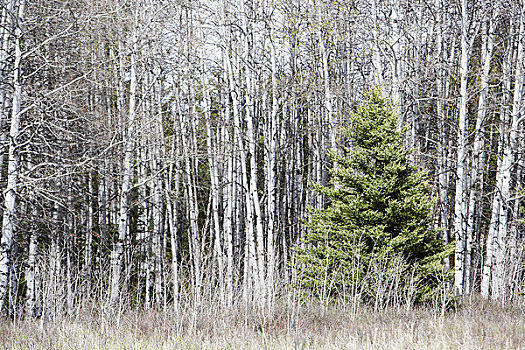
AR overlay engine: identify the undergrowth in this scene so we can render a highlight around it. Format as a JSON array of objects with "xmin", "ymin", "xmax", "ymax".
[{"xmin": 1, "ymin": 296, "xmax": 523, "ymax": 349}]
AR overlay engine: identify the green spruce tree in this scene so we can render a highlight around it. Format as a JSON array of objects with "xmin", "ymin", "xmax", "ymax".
[{"xmin": 298, "ymin": 89, "xmax": 451, "ymax": 305}]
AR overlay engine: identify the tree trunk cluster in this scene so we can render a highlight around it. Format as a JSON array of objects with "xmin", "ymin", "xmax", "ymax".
[{"xmin": 0, "ymin": 0, "xmax": 523, "ymax": 316}]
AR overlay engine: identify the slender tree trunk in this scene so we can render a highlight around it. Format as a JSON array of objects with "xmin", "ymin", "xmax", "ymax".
[
  {"xmin": 265, "ymin": 29, "xmax": 279, "ymax": 307},
  {"xmin": 0, "ymin": 0, "xmax": 25, "ymax": 311},
  {"xmin": 453, "ymin": 0, "xmax": 470, "ymax": 296},
  {"xmin": 204, "ymin": 84, "xmax": 225, "ymax": 305},
  {"xmin": 165, "ymin": 111, "xmax": 180, "ymax": 309},
  {"xmin": 222, "ymin": 77, "xmax": 235, "ymax": 307},
  {"xmin": 25, "ymin": 165, "xmax": 40, "ymax": 316},
  {"xmin": 0, "ymin": 0, "xmax": 15, "ymax": 177},
  {"xmin": 83, "ymin": 170, "xmax": 94, "ymax": 299},
  {"xmin": 110, "ymin": 26, "xmax": 138, "ymax": 307},
  {"xmin": 435, "ymin": 0, "xmax": 451, "ymax": 272},
  {"xmin": 151, "ymin": 75, "xmax": 165, "ymax": 306},
  {"xmin": 371, "ymin": 0, "xmax": 383, "ymax": 87},
  {"xmin": 390, "ymin": 0, "xmax": 403, "ymax": 128}
]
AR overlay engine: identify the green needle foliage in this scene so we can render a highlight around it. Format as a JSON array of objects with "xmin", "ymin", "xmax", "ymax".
[{"xmin": 297, "ymin": 89, "xmax": 451, "ymax": 305}]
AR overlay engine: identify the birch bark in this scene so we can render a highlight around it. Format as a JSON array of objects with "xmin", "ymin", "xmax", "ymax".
[
  {"xmin": 204, "ymin": 79, "xmax": 225, "ymax": 304},
  {"xmin": 0, "ymin": 0, "xmax": 15, "ymax": 176},
  {"xmin": 264, "ymin": 25, "xmax": 279, "ymax": 307},
  {"xmin": 435, "ymin": 0, "xmax": 450, "ymax": 271},
  {"xmin": 222, "ymin": 59, "xmax": 234, "ymax": 307},
  {"xmin": 0, "ymin": 0, "xmax": 25, "ymax": 311},
  {"xmin": 165, "ymin": 109, "xmax": 181, "ymax": 309},
  {"xmin": 110, "ymin": 23, "xmax": 138, "ymax": 307},
  {"xmin": 453, "ymin": 0, "xmax": 470, "ymax": 296}
]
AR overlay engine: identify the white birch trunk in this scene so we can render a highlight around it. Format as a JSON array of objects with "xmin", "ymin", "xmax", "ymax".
[
  {"xmin": 165, "ymin": 112, "xmax": 181, "ymax": 309},
  {"xmin": 453, "ymin": 0, "xmax": 470, "ymax": 296},
  {"xmin": 152, "ymin": 143, "xmax": 164, "ymax": 306},
  {"xmin": 25, "ymin": 173, "xmax": 40, "ymax": 316},
  {"xmin": 318, "ymin": 8, "xmax": 335, "ymax": 152},
  {"xmin": 204, "ymin": 82, "xmax": 225, "ymax": 304},
  {"xmin": 265, "ymin": 28, "xmax": 279, "ymax": 307},
  {"xmin": 221, "ymin": 59, "xmax": 234, "ymax": 306},
  {"xmin": 83, "ymin": 170, "xmax": 94, "ymax": 298},
  {"xmin": 371, "ymin": 0, "xmax": 383, "ymax": 87},
  {"xmin": 220, "ymin": 3, "xmax": 235, "ymax": 306},
  {"xmin": 110, "ymin": 26, "xmax": 138, "ymax": 307},
  {"xmin": 0, "ymin": 0, "xmax": 24, "ymax": 311},
  {"xmin": 0, "ymin": 0, "xmax": 15, "ymax": 176},
  {"xmin": 434, "ymin": 0, "xmax": 451, "ymax": 272},
  {"xmin": 390, "ymin": 0, "xmax": 403, "ymax": 128},
  {"xmin": 152, "ymin": 76, "xmax": 165, "ymax": 306}
]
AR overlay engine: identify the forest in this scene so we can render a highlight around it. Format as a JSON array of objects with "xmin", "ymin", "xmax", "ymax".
[{"xmin": 0, "ymin": 0, "xmax": 524, "ymax": 348}]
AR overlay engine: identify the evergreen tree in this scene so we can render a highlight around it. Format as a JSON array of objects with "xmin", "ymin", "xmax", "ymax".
[{"xmin": 297, "ymin": 89, "xmax": 451, "ymax": 305}]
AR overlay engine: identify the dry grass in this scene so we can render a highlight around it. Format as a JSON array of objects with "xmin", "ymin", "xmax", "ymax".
[{"xmin": 0, "ymin": 298, "xmax": 524, "ymax": 349}]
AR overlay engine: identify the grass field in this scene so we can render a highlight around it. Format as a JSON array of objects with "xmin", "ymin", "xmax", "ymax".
[{"xmin": 1, "ymin": 298, "xmax": 524, "ymax": 349}]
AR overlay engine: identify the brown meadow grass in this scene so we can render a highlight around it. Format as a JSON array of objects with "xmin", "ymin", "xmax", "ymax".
[{"xmin": 0, "ymin": 296, "xmax": 523, "ymax": 349}]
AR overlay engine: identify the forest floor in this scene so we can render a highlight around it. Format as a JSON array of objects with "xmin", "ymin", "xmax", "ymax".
[{"xmin": 1, "ymin": 298, "xmax": 524, "ymax": 349}]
